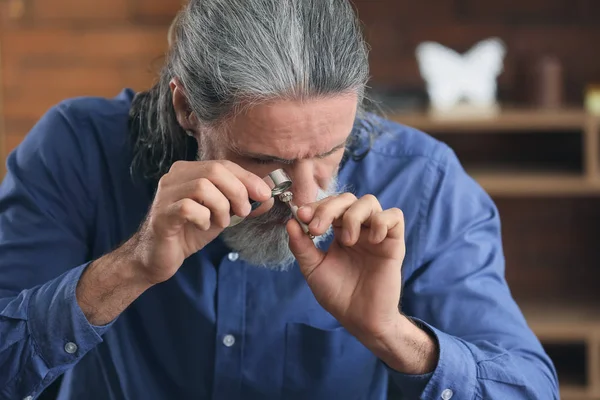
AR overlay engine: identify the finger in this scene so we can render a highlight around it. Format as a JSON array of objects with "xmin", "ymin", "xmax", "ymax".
[
  {"xmin": 202, "ymin": 164, "xmax": 268, "ymax": 217},
  {"xmin": 297, "ymin": 195, "xmax": 334, "ymax": 222},
  {"xmin": 216, "ymin": 160, "xmax": 273, "ymax": 203},
  {"xmin": 205, "ymin": 162, "xmax": 274, "ymax": 216},
  {"xmin": 165, "ymin": 161, "xmax": 272, "ymax": 214},
  {"xmin": 164, "ymin": 198, "xmax": 212, "ymax": 232},
  {"xmin": 188, "ymin": 178, "xmax": 236, "ymax": 228},
  {"xmin": 163, "ymin": 160, "xmax": 216, "ymax": 184},
  {"xmin": 339, "ymin": 194, "xmax": 383, "ymax": 246},
  {"xmin": 166, "ymin": 178, "xmax": 232, "ymax": 228},
  {"xmin": 306, "ymin": 193, "xmax": 358, "ymax": 237},
  {"xmin": 286, "ymin": 219, "xmax": 325, "ymax": 278},
  {"xmin": 367, "ymin": 208, "xmax": 405, "ymax": 244}
]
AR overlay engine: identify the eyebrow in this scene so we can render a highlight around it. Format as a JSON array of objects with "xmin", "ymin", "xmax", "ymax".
[{"xmin": 238, "ymin": 141, "xmax": 347, "ymax": 164}]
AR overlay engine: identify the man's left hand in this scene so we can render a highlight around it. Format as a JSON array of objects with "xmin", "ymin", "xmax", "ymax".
[
  {"xmin": 286, "ymin": 193, "xmax": 438, "ymax": 375},
  {"xmin": 287, "ymin": 193, "xmax": 404, "ymax": 337}
]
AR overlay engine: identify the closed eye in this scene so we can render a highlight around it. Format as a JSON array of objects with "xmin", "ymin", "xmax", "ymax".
[
  {"xmin": 250, "ymin": 158, "xmax": 293, "ymax": 165},
  {"xmin": 317, "ymin": 149, "xmax": 341, "ymax": 159}
]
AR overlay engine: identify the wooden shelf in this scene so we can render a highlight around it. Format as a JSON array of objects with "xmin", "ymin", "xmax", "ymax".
[
  {"xmin": 389, "ymin": 107, "xmax": 593, "ymax": 133},
  {"xmin": 471, "ymin": 172, "xmax": 600, "ymax": 196},
  {"xmin": 520, "ymin": 301, "xmax": 600, "ymax": 399},
  {"xmin": 386, "ymin": 107, "xmax": 600, "ymax": 196},
  {"xmin": 521, "ymin": 301, "xmax": 600, "ymax": 340},
  {"xmin": 562, "ymin": 389, "xmax": 600, "ymax": 400},
  {"xmin": 562, "ymin": 394, "xmax": 600, "ymax": 400}
]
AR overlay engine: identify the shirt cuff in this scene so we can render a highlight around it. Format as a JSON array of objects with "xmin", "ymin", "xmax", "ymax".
[
  {"xmin": 27, "ymin": 263, "xmax": 115, "ymax": 369},
  {"xmin": 387, "ymin": 369, "xmax": 433, "ymax": 399},
  {"xmin": 386, "ymin": 318, "xmax": 477, "ymax": 400}
]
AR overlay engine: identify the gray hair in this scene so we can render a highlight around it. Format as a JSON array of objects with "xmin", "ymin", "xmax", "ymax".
[{"xmin": 129, "ymin": 0, "xmax": 371, "ymax": 179}]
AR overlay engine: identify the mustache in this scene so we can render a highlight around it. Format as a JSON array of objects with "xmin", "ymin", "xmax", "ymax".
[
  {"xmin": 255, "ymin": 198, "xmax": 294, "ymax": 224},
  {"xmin": 218, "ymin": 176, "xmax": 341, "ymax": 269}
]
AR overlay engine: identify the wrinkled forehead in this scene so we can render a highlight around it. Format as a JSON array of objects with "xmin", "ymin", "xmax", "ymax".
[{"xmin": 226, "ymin": 95, "xmax": 358, "ymax": 159}]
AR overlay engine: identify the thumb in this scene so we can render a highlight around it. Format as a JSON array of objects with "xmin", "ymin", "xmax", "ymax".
[{"xmin": 287, "ymin": 218, "xmax": 325, "ymax": 276}]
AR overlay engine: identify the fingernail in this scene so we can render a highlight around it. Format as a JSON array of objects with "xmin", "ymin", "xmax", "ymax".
[
  {"xmin": 299, "ymin": 206, "xmax": 311, "ymax": 215},
  {"xmin": 369, "ymin": 229, "xmax": 377, "ymax": 243},
  {"xmin": 342, "ymin": 230, "xmax": 352, "ymax": 243},
  {"xmin": 310, "ymin": 216, "xmax": 321, "ymax": 230}
]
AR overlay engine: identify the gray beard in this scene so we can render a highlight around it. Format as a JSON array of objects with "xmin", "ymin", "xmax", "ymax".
[{"xmin": 220, "ymin": 176, "xmax": 341, "ymax": 270}]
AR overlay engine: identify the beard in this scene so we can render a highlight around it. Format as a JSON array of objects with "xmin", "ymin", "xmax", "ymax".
[{"xmin": 219, "ymin": 176, "xmax": 342, "ymax": 271}]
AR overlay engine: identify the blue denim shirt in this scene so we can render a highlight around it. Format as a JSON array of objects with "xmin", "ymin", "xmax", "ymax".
[{"xmin": 0, "ymin": 89, "xmax": 558, "ymax": 399}]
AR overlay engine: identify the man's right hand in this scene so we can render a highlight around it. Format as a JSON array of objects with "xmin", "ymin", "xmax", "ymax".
[
  {"xmin": 131, "ymin": 160, "xmax": 273, "ymax": 285},
  {"xmin": 76, "ymin": 160, "xmax": 272, "ymax": 326}
]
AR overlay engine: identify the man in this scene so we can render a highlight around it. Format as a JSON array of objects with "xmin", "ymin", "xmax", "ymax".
[{"xmin": 0, "ymin": 0, "xmax": 558, "ymax": 399}]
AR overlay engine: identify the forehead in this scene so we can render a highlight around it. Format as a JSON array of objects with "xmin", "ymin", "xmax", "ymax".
[{"xmin": 227, "ymin": 94, "xmax": 358, "ymax": 158}]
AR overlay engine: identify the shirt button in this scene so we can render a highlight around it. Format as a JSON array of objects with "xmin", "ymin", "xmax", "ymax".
[
  {"xmin": 64, "ymin": 342, "xmax": 78, "ymax": 354},
  {"xmin": 23, "ymin": 396, "xmax": 33, "ymax": 400},
  {"xmin": 441, "ymin": 389, "xmax": 453, "ymax": 399},
  {"xmin": 223, "ymin": 334, "xmax": 236, "ymax": 347},
  {"xmin": 228, "ymin": 252, "xmax": 239, "ymax": 262}
]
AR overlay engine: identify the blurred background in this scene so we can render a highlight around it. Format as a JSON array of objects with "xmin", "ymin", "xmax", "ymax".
[{"xmin": 1, "ymin": 1, "xmax": 600, "ymax": 399}]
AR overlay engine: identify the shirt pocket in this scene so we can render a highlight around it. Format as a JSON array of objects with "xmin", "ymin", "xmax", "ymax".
[{"xmin": 282, "ymin": 322, "xmax": 384, "ymax": 400}]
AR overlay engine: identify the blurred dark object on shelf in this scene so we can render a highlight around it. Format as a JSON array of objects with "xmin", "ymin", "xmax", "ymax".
[
  {"xmin": 365, "ymin": 86, "xmax": 428, "ymax": 115},
  {"xmin": 533, "ymin": 55, "xmax": 564, "ymax": 109}
]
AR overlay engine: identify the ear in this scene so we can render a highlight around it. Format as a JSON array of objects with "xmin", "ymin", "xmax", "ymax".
[{"xmin": 170, "ymin": 78, "xmax": 200, "ymax": 131}]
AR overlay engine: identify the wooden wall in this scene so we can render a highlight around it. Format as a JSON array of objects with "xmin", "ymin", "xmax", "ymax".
[{"xmin": 0, "ymin": 0, "xmax": 182, "ymax": 169}]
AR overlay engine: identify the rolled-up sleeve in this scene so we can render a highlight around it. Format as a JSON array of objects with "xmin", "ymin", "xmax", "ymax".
[
  {"xmin": 0, "ymin": 104, "xmax": 110, "ymax": 399},
  {"xmin": 387, "ymin": 146, "xmax": 559, "ymax": 399}
]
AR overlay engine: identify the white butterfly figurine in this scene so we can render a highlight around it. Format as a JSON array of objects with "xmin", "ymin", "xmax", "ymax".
[{"xmin": 416, "ymin": 37, "xmax": 506, "ymax": 113}]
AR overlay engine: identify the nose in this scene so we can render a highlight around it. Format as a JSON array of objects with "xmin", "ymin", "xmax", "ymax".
[{"xmin": 286, "ymin": 161, "xmax": 320, "ymax": 207}]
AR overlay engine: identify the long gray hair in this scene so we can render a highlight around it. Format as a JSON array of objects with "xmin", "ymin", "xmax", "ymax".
[{"xmin": 129, "ymin": 0, "xmax": 373, "ymax": 180}]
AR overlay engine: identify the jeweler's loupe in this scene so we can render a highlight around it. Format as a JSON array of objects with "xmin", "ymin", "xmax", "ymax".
[
  {"xmin": 227, "ymin": 169, "xmax": 292, "ymax": 227},
  {"xmin": 263, "ymin": 169, "xmax": 292, "ymax": 196}
]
